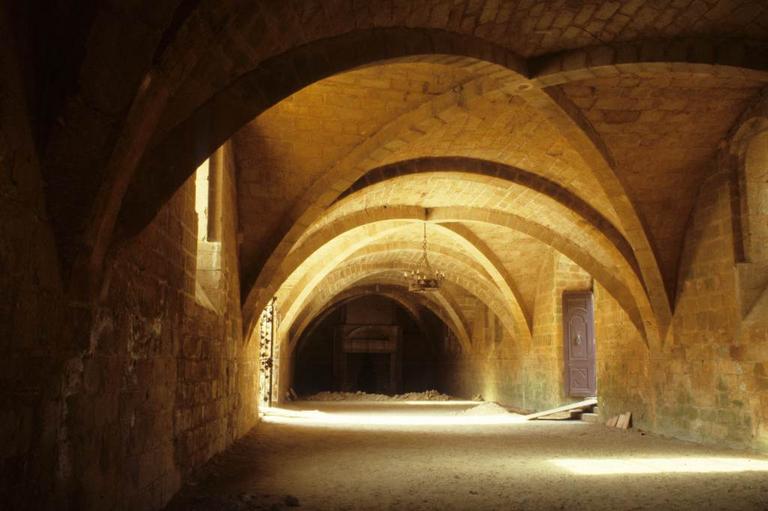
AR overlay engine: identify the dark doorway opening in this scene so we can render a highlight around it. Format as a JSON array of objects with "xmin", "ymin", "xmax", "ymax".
[
  {"xmin": 292, "ymin": 295, "xmax": 450, "ymax": 396},
  {"xmin": 349, "ymin": 353, "xmax": 391, "ymax": 394}
]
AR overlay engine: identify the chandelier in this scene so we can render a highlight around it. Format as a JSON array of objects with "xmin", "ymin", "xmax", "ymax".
[{"xmin": 404, "ymin": 223, "xmax": 445, "ymax": 292}]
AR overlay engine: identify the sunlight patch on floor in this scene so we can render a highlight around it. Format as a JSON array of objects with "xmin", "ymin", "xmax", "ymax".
[
  {"xmin": 298, "ymin": 400, "xmax": 480, "ymax": 406},
  {"xmin": 551, "ymin": 457, "xmax": 768, "ymax": 475},
  {"xmin": 260, "ymin": 405, "xmax": 528, "ymax": 426}
]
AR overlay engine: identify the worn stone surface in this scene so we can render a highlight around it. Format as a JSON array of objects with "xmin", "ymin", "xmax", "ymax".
[
  {"xmin": 0, "ymin": 8, "xmax": 66, "ymax": 506},
  {"xmin": 560, "ymin": 72, "xmax": 765, "ymax": 299},
  {"xmin": 54, "ymin": 147, "xmax": 260, "ymax": 511},
  {"xmin": 2, "ymin": 2, "xmax": 768, "ymax": 510},
  {"xmin": 431, "ymin": 251, "xmax": 595, "ymax": 412},
  {"xmin": 0, "ymin": 133, "xmax": 259, "ymax": 510},
  {"xmin": 163, "ymin": 404, "xmax": 768, "ymax": 511}
]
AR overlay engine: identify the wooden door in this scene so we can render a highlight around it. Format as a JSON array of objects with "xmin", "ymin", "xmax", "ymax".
[{"xmin": 563, "ymin": 291, "xmax": 596, "ymax": 397}]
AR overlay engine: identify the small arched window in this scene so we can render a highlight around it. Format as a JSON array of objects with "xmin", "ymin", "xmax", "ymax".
[
  {"xmin": 744, "ymin": 130, "xmax": 768, "ymax": 263},
  {"xmin": 194, "ymin": 151, "xmax": 224, "ymax": 311}
]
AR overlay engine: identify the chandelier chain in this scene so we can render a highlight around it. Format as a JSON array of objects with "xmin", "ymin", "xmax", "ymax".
[{"xmin": 403, "ymin": 221, "xmax": 445, "ymax": 293}]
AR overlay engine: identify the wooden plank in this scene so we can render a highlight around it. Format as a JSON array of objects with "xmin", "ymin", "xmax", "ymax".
[
  {"xmin": 606, "ymin": 415, "xmax": 619, "ymax": 427},
  {"xmin": 525, "ymin": 397, "xmax": 598, "ymax": 420},
  {"xmin": 617, "ymin": 412, "xmax": 632, "ymax": 429},
  {"xmin": 536, "ymin": 411, "xmax": 572, "ymax": 420}
]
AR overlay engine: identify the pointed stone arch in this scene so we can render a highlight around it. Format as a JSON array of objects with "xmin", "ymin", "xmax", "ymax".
[
  {"xmin": 245, "ymin": 204, "xmax": 653, "ymax": 348},
  {"xmin": 290, "ymin": 283, "xmax": 471, "ymax": 356},
  {"xmin": 277, "ymin": 243, "xmax": 519, "ymax": 349}
]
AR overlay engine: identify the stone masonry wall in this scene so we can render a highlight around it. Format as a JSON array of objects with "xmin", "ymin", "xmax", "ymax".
[
  {"xmin": 520, "ymin": 251, "xmax": 592, "ymax": 411},
  {"xmin": 651, "ymin": 164, "xmax": 768, "ymax": 450},
  {"xmin": 0, "ymin": 13, "xmax": 67, "ymax": 507},
  {"xmin": 56, "ymin": 146, "xmax": 260, "ymax": 510},
  {"xmin": 590, "ymin": 151, "xmax": 767, "ymax": 449},
  {"xmin": 592, "ymin": 284, "xmax": 654, "ymax": 429},
  {"xmin": 0, "ymin": 126, "xmax": 260, "ymax": 511},
  {"xmin": 436, "ymin": 301, "xmax": 526, "ymax": 406},
  {"xmin": 432, "ymin": 172, "xmax": 766, "ymax": 452},
  {"xmin": 436, "ymin": 251, "xmax": 593, "ymax": 411},
  {"xmin": 466, "ymin": 305, "xmax": 526, "ymax": 405}
]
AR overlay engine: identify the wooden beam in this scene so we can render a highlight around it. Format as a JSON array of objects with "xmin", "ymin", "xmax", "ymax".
[{"xmin": 525, "ymin": 398, "xmax": 598, "ymax": 420}]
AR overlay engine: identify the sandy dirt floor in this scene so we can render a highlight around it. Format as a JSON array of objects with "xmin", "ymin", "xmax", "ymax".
[{"xmin": 165, "ymin": 401, "xmax": 768, "ymax": 511}]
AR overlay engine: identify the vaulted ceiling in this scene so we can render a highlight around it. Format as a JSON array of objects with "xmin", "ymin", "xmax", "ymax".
[{"xmin": 17, "ymin": 0, "xmax": 768, "ymax": 349}]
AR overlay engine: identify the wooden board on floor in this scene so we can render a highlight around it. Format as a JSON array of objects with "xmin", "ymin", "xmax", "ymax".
[
  {"xmin": 525, "ymin": 397, "xmax": 598, "ymax": 420},
  {"xmin": 606, "ymin": 412, "xmax": 632, "ymax": 429},
  {"xmin": 536, "ymin": 411, "xmax": 573, "ymax": 420},
  {"xmin": 616, "ymin": 412, "xmax": 632, "ymax": 429}
]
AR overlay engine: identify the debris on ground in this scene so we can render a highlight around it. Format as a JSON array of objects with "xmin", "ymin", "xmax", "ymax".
[
  {"xmin": 166, "ymin": 404, "xmax": 768, "ymax": 511},
  {"xmin": 181, "ymin": 494, "xmax": 293, "ymax": 510},
  {"xmin": 284, "ymin": 495, "xmax": 300, "ymax": 507},
  {"xmin": 457, "ymin": 401, "xmax": 511, "ymax": 415},
  {"xmin": 302, "ymin": 390, "xmax": 453, "ymax": 401}
]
